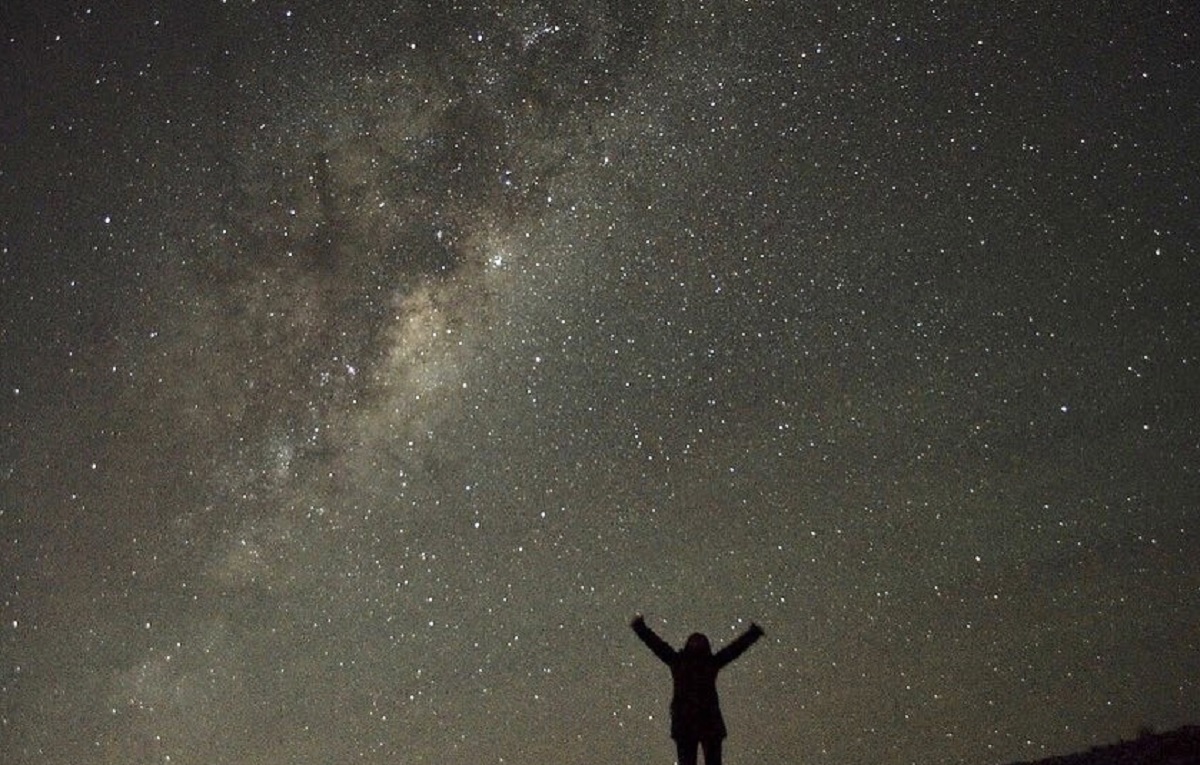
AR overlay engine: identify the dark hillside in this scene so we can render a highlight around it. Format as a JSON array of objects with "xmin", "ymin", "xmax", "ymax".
[{"xmin": 1007, "ymin": 727, "xmax": 1200, "ymax": 765}]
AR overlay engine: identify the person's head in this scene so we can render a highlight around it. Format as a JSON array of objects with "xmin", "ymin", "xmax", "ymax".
[{"xmin": 683, "ymin": 632, "xmax": 712, "ymax": 656}]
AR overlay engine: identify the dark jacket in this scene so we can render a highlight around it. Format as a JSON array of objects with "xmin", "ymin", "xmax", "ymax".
[{"xmin": 632, "ymin": 618, "xmax": 764, "ymax": 741}]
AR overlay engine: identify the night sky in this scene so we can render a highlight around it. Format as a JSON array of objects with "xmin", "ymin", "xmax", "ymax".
[{"xmin": 2, "ymin": 2, "xmax": 1198, "ymax": 764}]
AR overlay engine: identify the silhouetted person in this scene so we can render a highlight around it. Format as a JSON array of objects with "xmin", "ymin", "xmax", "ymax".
[{"xmin": 631, "ymin": 614, "xmax": 765, "ymax": 765}]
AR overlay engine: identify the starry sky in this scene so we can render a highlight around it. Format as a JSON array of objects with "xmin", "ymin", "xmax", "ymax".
[{"xmin": 2, "ymin": 2, "xmax": 1198, "ymax": 764}]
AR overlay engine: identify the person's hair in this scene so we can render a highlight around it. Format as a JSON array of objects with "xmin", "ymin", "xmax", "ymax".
[{"xmin": 683, "ymin": 632, "xmax": 711, "ymax": 656}]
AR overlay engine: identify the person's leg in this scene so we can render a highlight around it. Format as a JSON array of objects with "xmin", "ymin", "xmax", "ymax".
[
  {"xmin": 700, "ymin": 738, "xmax": 722, "ymax": 765},
  {"xmin": 675, "ymin": 738, "xmax": 699, "ymax": 765}
]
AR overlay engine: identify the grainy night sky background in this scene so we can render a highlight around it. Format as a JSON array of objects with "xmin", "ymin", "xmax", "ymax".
[{"xmin": 2, "ymin": 2, "xmax": 1198, "ymax": 764}]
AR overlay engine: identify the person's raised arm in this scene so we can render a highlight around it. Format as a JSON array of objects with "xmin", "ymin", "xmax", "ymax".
[
  {"xmin": 631, "ymin": 614, "xmax": 676, "ymax": 664},
  {"xmin": 714, "ymin": 622, "xmax": 765, "ymax": 668}
]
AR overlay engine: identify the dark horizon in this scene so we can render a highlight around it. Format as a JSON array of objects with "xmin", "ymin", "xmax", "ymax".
[{"xmin": 1003, "ymin": 725, "xmax": 1200, "ymax": 765}]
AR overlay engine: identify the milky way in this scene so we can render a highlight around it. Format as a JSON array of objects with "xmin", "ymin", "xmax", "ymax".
[{"xmin": 3, "ymin": 2, "xmax": 1199, "ymax": 765}]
